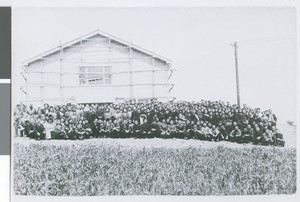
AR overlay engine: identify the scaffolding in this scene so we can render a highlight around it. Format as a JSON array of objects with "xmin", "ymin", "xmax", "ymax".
[{"xmin": 21, "ymin": 30, "xmax": 175, "ymax": 105}]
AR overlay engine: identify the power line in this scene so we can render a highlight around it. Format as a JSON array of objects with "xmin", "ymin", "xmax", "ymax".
[
  {"xmin": 176, "ymin": 45, "xmax": 227, "ymax": 69},
  {"xmin": 236, "ymin": 35, "xmax": 294, "ymax": 45}
]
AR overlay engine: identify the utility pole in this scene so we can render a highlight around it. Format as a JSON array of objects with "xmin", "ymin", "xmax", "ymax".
[{"xmin": 231, "ymin": 42, "xmax": 241, "ymax": 108}]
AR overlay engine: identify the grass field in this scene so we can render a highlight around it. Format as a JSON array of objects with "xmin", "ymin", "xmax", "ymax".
[{"xmin": 13, "ymin": 137, "xmax": 296, "ymax": 196}]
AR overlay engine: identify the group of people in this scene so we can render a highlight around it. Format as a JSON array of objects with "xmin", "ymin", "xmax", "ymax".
[{"xmin": 13, "ymin": 99, "xmax": 285, "ymax": 147}]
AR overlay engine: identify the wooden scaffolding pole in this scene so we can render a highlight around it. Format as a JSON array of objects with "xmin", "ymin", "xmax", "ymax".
[
  {"xmin": 24, "ymin": 66, "xmax": 28, "ymax": 104},
  {"xmin": 129, "ymin": 47, "xmax": 133, "ymax": 99},
  {"xmin": 40, "ymin": 59, "xmax": 44, "ymax": 104},
  {"xmin": 59, "ymin": 41, "xmax": 63, "ymax": 103},
  {"xmin": 152, "ymin": 57, "xmax": 155, "ymax": 98}
]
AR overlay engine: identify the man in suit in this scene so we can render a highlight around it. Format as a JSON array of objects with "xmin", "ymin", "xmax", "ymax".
[
  {"xmin": 32, "ymin": 119, "xmax": 46, "ymax": 140},
  {"xmin": 52, "ymin": 123, "xmax": 66, "ymax": 140},
  {"xmin": 268, "ymin": 109, "xmax": 277, "ymax": 125},
  {"xmin": 83, "ymin": 119, "xmax": 93, "ymax": 139},
  {"xmin": 75, "ymin": 124, "xmax": 86, "ymax": 140},
  {"xmin": 242, "ymin": 124, "xmax": 255, "ymax": 143},
  {"xmin": 176, "ymin": 120, "xmax": 186, "ymax": 139},
  {"xmin": 146, "ymin": 119, "xmax": 158, "ymax": 138},
  {"xmin": 228, "ymin": 126, "xmax": 242, "ymax": 143},
  {"xmin": 271, "ymin": 126, "xmax": 285, "ymax": 147},
  {"xmin": 253, "ymin": 126, "xmax": 264, "ymax": 145}
]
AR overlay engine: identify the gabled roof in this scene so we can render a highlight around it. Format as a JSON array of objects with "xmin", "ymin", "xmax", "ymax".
[{"xmin": 22, "ymin": 29, "xmax": 172, "ymax": 66}]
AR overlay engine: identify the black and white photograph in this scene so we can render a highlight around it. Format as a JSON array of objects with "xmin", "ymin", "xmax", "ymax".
[{"xmin": 12, "ymin": 7, "xmax": 296, "ymax": 197}]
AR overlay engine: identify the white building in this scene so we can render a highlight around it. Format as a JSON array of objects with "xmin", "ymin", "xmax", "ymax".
[{"xmin": 21, "ymin": 30, "xmax": 174, "ymax": 105}]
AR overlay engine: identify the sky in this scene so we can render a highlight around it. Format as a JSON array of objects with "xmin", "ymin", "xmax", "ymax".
[{"xmin": 13, "ymin": 7, "xmax": 296, "ymax": 123}]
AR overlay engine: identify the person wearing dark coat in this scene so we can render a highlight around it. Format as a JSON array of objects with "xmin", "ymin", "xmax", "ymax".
[
  {"xmin": 139, "ymin": 121, "xmax": 151, "ymax": 138},
  {"xmin": 147, "ymin": 120, "xmax": 160, "ymax": 138},
  {"xmin": 83, "ymin": 120, "xmax": 93, "ymax": 139},
  {"xmin": 25, "ymin": 120, "xmax": 36, "ymax": 139},
  {"xmin": 120, "ymin": 120, "xmax": 130, "ymax": 138},
  {"xmin": 253, "ymin": 126, "xmax": 264, "ymax": 145},
  {"xmin": 75, "ymin": 124, "xmax": 86, "ymax": 140},
  {"xmin": 167, "ymin": 120, "xmax": 176, "ymax": 138},
  {"xmin": 32, "ymin": 119, "xmax": 46, "ymax": 140},
  {"xmin": 132, "ymin": 120, "xmax": 141, "ymax": 138},
  {"xmin": 91, "ymin": 119, "xmax": 100, "ymax": 138},
  {"xmin": 176, "ymin": 121, "xmax": 186, "ymax": 139},
  {"xmin": 242, "ymin": 125, "xmax": 254, "ymax": 143},
  {"xmin": 67, "ymin": 123, "xmax": 77, "ymax": 140},
  {"xmin": 52, "ymin": 123, "xmax": 66, "ymax": 139},
  {"xmin": 131, "ymin": 108, "xmax": 140, "ymax": 124},
  {"xmin": 218, "ymin": 125, "xmax": 227, "ymax": 141},
  {"xmin": 271, "ymin": 126, "xmax": 285, "ymax": 147},
  {"xmin": 86, "ymin": 109, "xmax": 98, "ymax": 125},
  {"xmin": 185, "ymin": 120, "xmax": 193, "ymax": 139},
  {"xmin": 228, "ymin": 126, "xmax": 242, "ymax": 143}
]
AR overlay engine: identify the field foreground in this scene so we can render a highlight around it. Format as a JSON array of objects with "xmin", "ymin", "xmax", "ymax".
[{"xmin": 13, "ymin": 136, "xmax": 296, "ymax": 196}]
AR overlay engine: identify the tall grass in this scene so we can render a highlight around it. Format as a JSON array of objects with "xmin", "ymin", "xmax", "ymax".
[{"xmin": 13, "ymin": 142, "xmax": 296, "ymax": 196}]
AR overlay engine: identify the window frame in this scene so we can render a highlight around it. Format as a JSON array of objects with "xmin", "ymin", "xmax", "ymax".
[{"xmin": 78, "ymin": 66, "xmax": 112, "ymax": 85}]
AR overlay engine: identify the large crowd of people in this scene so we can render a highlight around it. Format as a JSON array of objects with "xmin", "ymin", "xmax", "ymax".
[{"xmin": 13, "ymin": 99, "xmax": 285, "ymax": 147}]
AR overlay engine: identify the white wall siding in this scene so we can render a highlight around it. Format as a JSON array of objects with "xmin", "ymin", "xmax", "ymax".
[{"xmin": 23, "ymin": 34, "xmax": 171, "ymax": 104}]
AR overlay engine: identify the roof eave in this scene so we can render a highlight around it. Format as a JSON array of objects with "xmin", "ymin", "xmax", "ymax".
[{"xmin": 22, "ymin": 29, "xmax": 172, "ymax": 66}]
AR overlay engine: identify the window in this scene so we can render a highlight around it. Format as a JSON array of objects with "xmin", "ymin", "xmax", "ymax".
[{"xmin": 79, "ymin": 66, "xmax": 112, "ymax": 85}]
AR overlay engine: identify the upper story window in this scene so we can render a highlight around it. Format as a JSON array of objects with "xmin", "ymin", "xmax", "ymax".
[{"xmin": 79, "ymin": 66, "xmax": 112, "ymax": 85}]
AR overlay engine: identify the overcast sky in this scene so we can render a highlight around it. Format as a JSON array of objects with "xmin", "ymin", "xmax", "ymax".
[{"xmin": 13, "ymin": 7, "xmax": 296, "ymax": 123}]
